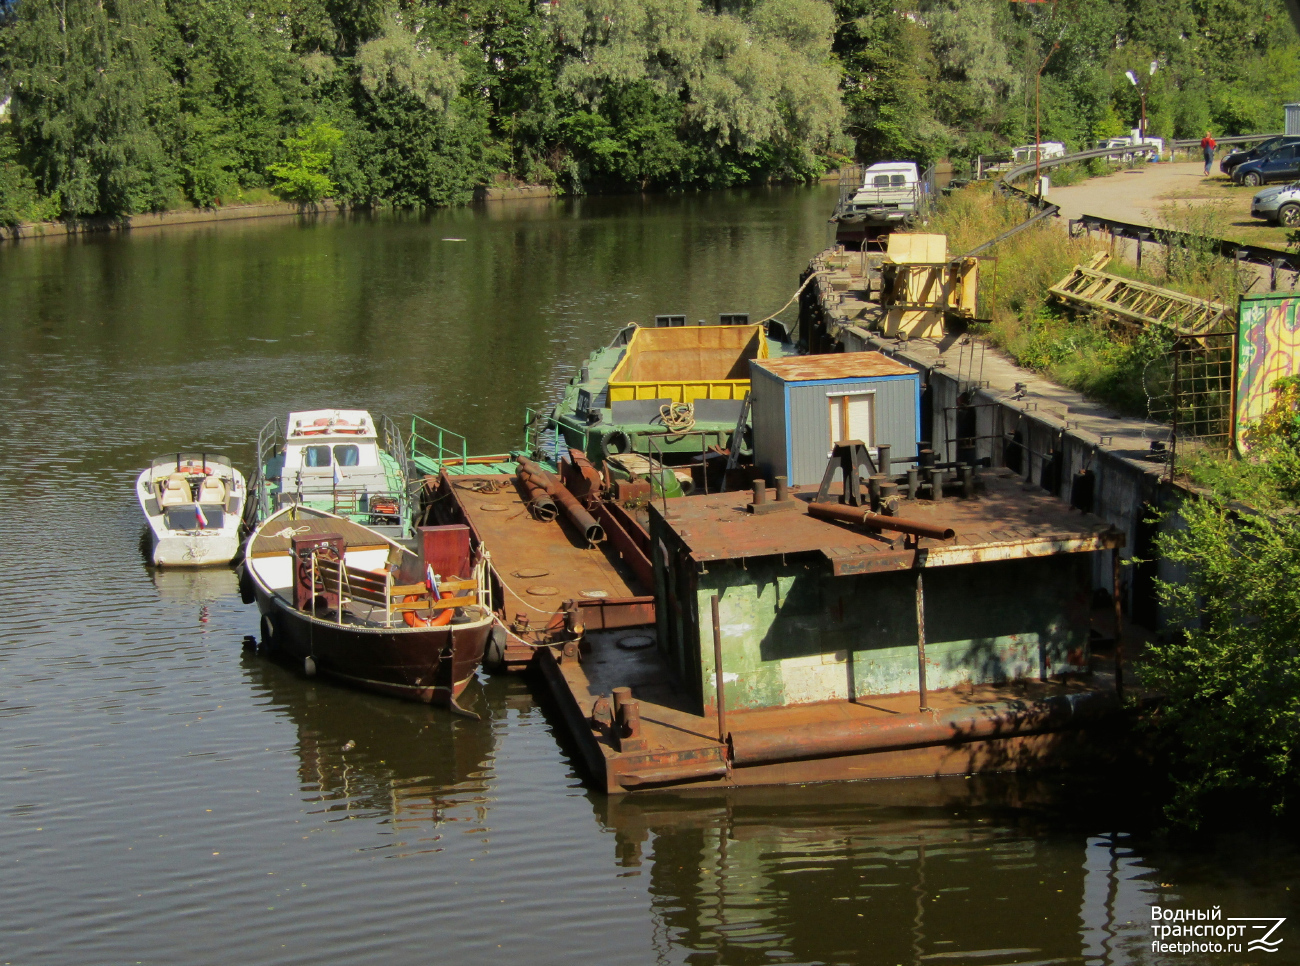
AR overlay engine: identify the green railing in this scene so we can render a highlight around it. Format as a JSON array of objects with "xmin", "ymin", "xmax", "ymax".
[
  {"xmin": 535, "ymin": 405, "xmax": 600, "ymax": 463},
  {"xmin": 408, "ymin": 415, "xmax": 469, "ymax": 473}
]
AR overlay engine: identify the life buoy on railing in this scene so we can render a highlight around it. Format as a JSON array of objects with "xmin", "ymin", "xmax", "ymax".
[{"xmin": 402, "ymin": 592, "xmax": 454, "ymax": 628}]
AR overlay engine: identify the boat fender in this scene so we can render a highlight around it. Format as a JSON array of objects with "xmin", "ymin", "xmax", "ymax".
[
  {"xmin": 304, "ymin": 655, "xmax": 317, "ymax": 677},
  {"xmin": 483, "ymin": 625, "xmax": 508, "ymax": 672},
  {"xmin": 237, "ymin": 563, "xmax": 256, "ymax": 605},
  {"xmin": 602, "ymin": 429, "xmax": 631, "ymax": 456},
  {"xmin": 402, "ymin": 592, "xmax": 454, "ymax": 629}
]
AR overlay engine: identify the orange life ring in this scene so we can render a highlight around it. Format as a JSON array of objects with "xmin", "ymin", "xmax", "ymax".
[{"xmin": 402, "ymin": 591, "xmax": 454, "ymax": 628}]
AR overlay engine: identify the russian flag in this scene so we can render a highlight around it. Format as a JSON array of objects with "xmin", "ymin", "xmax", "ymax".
[
  {"xmin": 195, "ymin": 504, "xmax": 209, "ymax": 529},
  {"xmin": 333, "ymin": 461, "xmax": 343, "ymax": 488},
  {"xmin": 426, "ymin": 565, "xmax": 440, "ymax": 595}
]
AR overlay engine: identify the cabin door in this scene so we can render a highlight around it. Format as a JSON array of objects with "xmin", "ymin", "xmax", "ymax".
[{"xmin": 828, "ymin": 391, "xmax": 875, "ymax": 451}]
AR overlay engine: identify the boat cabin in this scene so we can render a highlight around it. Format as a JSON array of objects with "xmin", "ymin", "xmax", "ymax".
[
  {"xmin": 260, "ymin": 409, "xmax": 407, "ymax": 533},
  {"xmin": 750, "ymin": 353, "xmax": 922, "ymax": 487},
  {"xmin": 650, "ymin": 471, "xmax": 1121, "ymax": 715}
]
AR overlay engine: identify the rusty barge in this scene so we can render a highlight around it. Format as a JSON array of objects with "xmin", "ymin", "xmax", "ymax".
[{"xmin": 422, "ymin": 352, "xmax": 1133, "ymax": 794}]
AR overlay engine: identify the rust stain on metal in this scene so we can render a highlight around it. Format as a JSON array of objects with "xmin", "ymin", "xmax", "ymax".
[
  {"xmin": 660, "ymin": 474, "xmax": 1123, "ymax": 566},
  {"xmin": 752, "ymin": 351, "xmax": 915, "ymax": 381}
]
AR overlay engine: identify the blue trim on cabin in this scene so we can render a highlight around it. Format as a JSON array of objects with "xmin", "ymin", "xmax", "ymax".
[
  {"xmin": 784, "ymin": 383, "xmax": 794, "ymax": 480},
  {"xmin": 783, "ymin": 373, "xmax": 918, "ymax": 389}
]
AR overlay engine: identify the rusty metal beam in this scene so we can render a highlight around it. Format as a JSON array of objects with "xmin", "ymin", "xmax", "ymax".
[{"xmin": 728, "ymin": 689, "xmax": 1120, "ymax": 767}]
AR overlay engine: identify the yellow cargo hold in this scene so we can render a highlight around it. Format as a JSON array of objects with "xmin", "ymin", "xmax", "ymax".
[{"xmin": 607, "ymin": 324, "xmax": 769, "ymax": 403}]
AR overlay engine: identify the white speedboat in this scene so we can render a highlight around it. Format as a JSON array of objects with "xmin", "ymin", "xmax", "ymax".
[{"xmin": 137, "ymin": 453, "xmax": 246, "ymax": 567}]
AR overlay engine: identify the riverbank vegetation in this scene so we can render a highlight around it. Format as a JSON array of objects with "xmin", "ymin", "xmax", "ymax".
[
  {"xmin": 927, "ymin": 183, "xmax": 1239, "ymax": 416},
  {"xmin": 1146, "ymin": 388, "xmax": 1300, "ymax": 827},
  {"xmin": 2, "ymin": 0, "xmax": 1299, "ymax": 223}
]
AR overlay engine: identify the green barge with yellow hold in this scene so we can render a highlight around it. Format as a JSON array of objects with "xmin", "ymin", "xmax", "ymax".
[{"xmin": 548, "ymin": 316, "xmax": 795, "ymax": 472}]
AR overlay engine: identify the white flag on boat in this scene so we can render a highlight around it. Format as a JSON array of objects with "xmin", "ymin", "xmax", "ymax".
[{"xmin": 333, "ymin": 461, "xmax": 343, "ymax": 487}]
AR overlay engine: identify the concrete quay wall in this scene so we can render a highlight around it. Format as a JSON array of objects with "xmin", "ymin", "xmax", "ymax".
[{"xmin": 800, "ymin": 249, "xmax": 1181, "ymax": 629}]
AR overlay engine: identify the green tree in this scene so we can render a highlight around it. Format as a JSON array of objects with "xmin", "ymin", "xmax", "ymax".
[
  {"xmin": 1, "ymin": 0, "xmax": 180, "ymax": 216},
  {"xmin": 268, "ymin": 121, "xmax": 343, "ymax": 202},
  {"xmin": 1147, "ymin": 380, "xmax": 1300, "ymax": 826}
]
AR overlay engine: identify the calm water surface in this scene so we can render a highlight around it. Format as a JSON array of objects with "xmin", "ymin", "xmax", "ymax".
[{"xmin": 2, "ymin": 188, "xmax": 1298, "ymax": 965}]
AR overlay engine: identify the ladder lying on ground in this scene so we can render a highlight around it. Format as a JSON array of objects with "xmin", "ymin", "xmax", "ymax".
[{"xmin": 1048, "ymin": 262, "xmax": 1232, "ymax": 336}]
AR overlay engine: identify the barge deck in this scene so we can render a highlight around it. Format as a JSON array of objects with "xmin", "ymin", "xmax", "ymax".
[{"xmin": 443, "ymin": 466, "xmax": 1132, "ymax": 794}]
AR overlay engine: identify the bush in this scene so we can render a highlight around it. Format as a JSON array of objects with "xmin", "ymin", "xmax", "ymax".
[
  {"xmin": 0, "ymin": 130, "xmax": 60, "ymax": 226},
  {"xmin": 268, "ymin": 122, "xmax": 343, "ymax": 204},
  {"xmin": 1146, "ymin": 381, "xmax": 1300, "ymax": 827}
]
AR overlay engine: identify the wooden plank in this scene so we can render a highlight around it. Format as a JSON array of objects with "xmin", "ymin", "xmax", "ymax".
[
  {"xmin": 390, "ymin": 578, "xmax": 477, "ymax": 596},
  {"xmin": 389, "ymin": 594, "xmax": 477, "ymax": 613}
]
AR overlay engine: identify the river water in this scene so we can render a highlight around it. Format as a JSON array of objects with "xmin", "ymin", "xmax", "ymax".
[{"xmin": 2, "ymin": 188, "xmax": 1297, "ymax": 965}]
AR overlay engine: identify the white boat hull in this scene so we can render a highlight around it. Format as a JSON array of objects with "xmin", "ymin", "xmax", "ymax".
[
  {"xmin": 148, "ymin": 531, "xmax": 242, "ymax": 567},
  {"xmin": 137, "ymin": 462, "xmax": 246, "ymax": 568}
]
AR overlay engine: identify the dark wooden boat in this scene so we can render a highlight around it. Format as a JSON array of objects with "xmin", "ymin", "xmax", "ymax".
[{"xmin": 243, "ymin": 506, "xmax": 498, "ymax": 715}]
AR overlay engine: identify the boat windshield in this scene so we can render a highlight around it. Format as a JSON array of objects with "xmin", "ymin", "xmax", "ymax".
[
  {"xmin": 164, "ymin": 504, "xmax": 225, "ymax": 531},
  {"xmin": 151, "ymin": 453, "xmax": 233, "ymax": 473},
  {"xmin": 333, "ymin": 444, "xmax": 360, "ymax": 466}
]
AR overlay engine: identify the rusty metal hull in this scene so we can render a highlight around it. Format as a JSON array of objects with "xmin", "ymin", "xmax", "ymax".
[
  {"xmin": 431, "ymin": 472, "xmax": 650, "ymax": 671},
  {"xmin": 253, "ymin": 583, "xmax": 491, "ymax": 706},
  {"xmin": 532, "ymin": 643, "xmax": 1128, "ymax": 795}
]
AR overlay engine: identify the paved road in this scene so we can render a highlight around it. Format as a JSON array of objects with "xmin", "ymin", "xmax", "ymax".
[{"xmin": 1047, "ymin": 161, "xmax": 1214, "ymax": 226}]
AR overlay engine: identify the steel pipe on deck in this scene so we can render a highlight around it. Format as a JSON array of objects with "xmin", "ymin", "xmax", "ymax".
[
  {"xmin": 517, "ymin": 456, "xmax": 606, "ymax": 544},
  {"xmin": 806, "ymin": 501, "xmax": 956, "ymax": 540},
  {"xmin": 728, "ymin": 689, "xmax": 1119, "ymax": 766}
]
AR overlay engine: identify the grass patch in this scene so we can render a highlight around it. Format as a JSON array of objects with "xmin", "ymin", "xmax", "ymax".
[{"xmin": 914, "ymin": 183, "xmax": 1258, "ymax": 416}]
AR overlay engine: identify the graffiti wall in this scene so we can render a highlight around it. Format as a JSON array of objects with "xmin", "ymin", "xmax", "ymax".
[{"xmin": 1236, "ymin": 293, "xmax": 1300, "ymax": 449}]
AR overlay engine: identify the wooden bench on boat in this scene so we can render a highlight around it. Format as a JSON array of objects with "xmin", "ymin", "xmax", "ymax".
[{"xmin": 308, "ymin": 554, "xmax": 480, "ymax": 625}]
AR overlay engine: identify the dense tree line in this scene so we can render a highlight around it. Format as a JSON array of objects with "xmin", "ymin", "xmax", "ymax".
[{"xmin": 1, "ymin": 0, "xmax": 1298, "ymax": 222}]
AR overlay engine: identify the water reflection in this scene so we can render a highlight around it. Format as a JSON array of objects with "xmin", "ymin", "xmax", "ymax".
[
  {"xmin": 242, "ymin": 657, "xmax": 496, "ymax": 842},
  {"xmin": 594, "ymin": 783, "xmax": 1172, "ymax": 966}
]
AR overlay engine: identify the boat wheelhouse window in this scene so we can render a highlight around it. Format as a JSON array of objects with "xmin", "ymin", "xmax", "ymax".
[
  {"xmin": 333, "ymin": 444, "xmax": 360, "ymax": 467},
  {"xmin": 891, "ymin": 174, "xmax": 907, "ymax": 186},
  {"xmin": 303, "ymin": 445, "xmax": 331, "ymax": 467},
  {"xmin": 872, "ymin": 175, "xmax": 890, "ymax": 186},
  {"xmin": 164, "ymin": 504, "xmax": 226, "ymax": 531}
]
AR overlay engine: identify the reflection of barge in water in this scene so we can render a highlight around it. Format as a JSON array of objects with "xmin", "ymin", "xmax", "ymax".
[{"xmin": 428, "ymin": 352, "xmax": 1133, "ymax": 794}]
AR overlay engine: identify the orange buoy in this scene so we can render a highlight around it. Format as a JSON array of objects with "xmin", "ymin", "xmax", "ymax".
[{"xmin": 402, "ymin": 591, "xmax": 453, "ymax": 628}]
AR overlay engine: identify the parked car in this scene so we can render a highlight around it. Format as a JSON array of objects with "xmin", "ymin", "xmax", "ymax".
[
  {"xmin": 1233, "ymin": 143, "xmax": 1300, "ymax": 186},
  {"xmin": 1220, "ymin": 136, "xmax": 1297, "ymax": 176},
  {"xmin": 1250, "ymin": 182, "xmax": 1300, "ymax": 226}
]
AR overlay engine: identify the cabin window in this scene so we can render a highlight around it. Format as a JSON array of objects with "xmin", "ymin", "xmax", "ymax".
[
  {"xmin": 891, "ymin": 174, "xmax": 907, "ymax": 186},
  {"xmin": 872, "ymin": 175, "xmax": 890, "ymax": 187},
  {"xmin": 332, "ymin": 444, "xmax": 360, "ymax": 467},
  {"xmin": 828, "ymin": 391, "xmax": 875, "ymax": 450},
  {"xmin": 303, "ymin": 445, "xmax": 331, "ymax": 467}
]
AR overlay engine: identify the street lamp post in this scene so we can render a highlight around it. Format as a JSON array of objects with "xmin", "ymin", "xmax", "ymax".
[
  {"xmin": 1125, "ymin": 61, "xmax": 1159, "ymax": 147},
  {"xmin": 1035, "ymin": 42, "xmax": 1060, "ymax": 187}
]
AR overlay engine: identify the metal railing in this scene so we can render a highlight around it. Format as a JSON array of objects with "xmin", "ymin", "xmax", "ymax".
[
  {"xmin": 833, "ymin": 163, "xmax": 936, "ymax": 222},
  {"xmin": 1067, "ymin": 212, "xmax": 1300, "ymax": 277},
  {"xmin": 408, "ymin": 414, "xmax": 468, "ymax": 472}
]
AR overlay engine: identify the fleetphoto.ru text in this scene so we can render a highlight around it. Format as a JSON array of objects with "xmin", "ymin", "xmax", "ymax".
[{"xmin": 1151, "ymin": 906, "xmax": 1286, "ymax": 955}]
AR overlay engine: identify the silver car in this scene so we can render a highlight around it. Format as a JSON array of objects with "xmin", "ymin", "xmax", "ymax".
[{"xmin": 1251, "ymin": 182, "xmax": 1300, "ymax": 226}]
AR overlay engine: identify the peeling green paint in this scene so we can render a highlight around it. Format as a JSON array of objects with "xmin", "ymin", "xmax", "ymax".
[{"xmin": 677, "ymin": 554, "xmax": 1091, "ymax": 713}]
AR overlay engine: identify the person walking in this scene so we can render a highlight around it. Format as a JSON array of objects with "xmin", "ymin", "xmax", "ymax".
[{"xmin": 1201, "ymin": 131, "xmax": 1217, "ymax": 175}]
